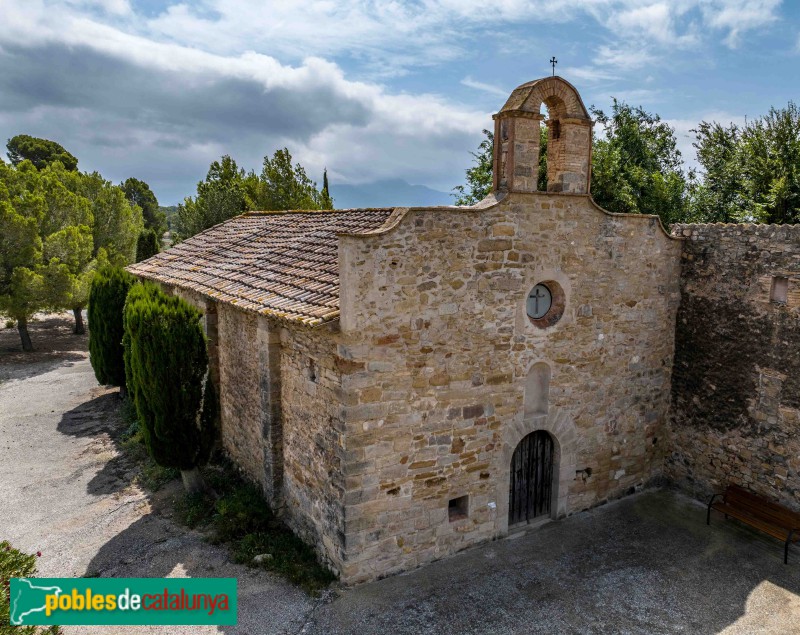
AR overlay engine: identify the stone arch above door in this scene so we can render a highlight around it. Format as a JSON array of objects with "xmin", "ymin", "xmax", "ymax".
[{"xmin": 495, "ymin": 405, "xmax": 578, "ymax": 533}]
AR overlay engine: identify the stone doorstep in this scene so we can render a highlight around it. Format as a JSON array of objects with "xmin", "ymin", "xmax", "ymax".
[{"xmin": 505, "ymin": 515, "xmax": 552, "ymax": 539}]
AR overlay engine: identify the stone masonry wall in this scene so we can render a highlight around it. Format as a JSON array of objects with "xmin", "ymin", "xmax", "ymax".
[
  {"xmin": 155, "ymin": 281, "xmax": 345, "ymax": 571},
  {"xmin": 279, "ymin": 324, "xmax": 348, "ymax": 574},
  {"xmin": 667, "ymin": 224, "xmax": 800, "ymax": 510},
  {"xmin": 216, "ymin": 303, "xmax": 265, "ymax": 488},
  {"xmin": 336, "ymin": 192, "xmax": 682, "ymax": 582}
]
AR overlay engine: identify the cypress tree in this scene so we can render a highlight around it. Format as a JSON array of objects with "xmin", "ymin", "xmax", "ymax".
[
  {"xmin": 123, "ymin": 283, "xmax": 215, "ymax": 494},
  {"xmin": 135, "ymin": 228, "xmax": 160, "ymax": 262},
  {"xmin": 88, "ymin": 266, "xmax": 135, "ymax": 391},
  {"xmin": 320, "ymin": 168, "xmax": 333, "ymax": 209}
]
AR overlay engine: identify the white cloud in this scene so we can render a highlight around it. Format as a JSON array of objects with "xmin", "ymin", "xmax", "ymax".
[
  {"xmin": 138, "ymin": 1, "xmax": 781, "ymax": 68},
  {"xmin": 700, "ymin": 0, "xmax": 781, "ymax": 48},
  {"xmin": 0, "ymin": 0, "xmax": 787, "ymax": 200},
  {"xmin": 0, "ymin": 1, "xmax": 489, "ymax": 200},
  {"xmin": 461, "ymin": 77, "xmax": 509, "ymax": 98},
  {"xmin": 595, "ymin": 45, "xmax": 657, "ymax": 71},
  {"xmin": 559, "ymin": 66, "xmax": 620, "ymax": 82},
  {"xmin": 65, "ymin": 0, "xmax": 131, "ymax": 15}
]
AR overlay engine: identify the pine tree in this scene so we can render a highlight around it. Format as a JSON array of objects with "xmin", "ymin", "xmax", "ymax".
[
  {"xmin": 88, "ymin": 266, "xmax": 135, "ymax": 390},
  {"xmin": 123, "ymin": 283, "xmax": 216, "ymax": 494}
]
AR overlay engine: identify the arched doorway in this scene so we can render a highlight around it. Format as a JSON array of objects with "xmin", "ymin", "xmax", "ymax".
[{"xmin": 509, "ymin": 430, "xmax": 555, "ymax": 525}]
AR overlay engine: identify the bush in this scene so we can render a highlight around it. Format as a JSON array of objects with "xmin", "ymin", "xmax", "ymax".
[
  {"xmin": 174, "ymin": 464, "xmax": 336, "ymax": 594},
  {"xmin": 87, "ymin": 267, "xmax": 135, "ymax": 388},
  {"xmin": 135, "ymin": 229, "xmax": 159, "ymax": 263},
  {"xmin": 1, "ymin": 541, "xmax": 61, "ymax": 635},
  {"xmin": 123, "ymin": 283, "xmax": 215, "ymax": 492}
]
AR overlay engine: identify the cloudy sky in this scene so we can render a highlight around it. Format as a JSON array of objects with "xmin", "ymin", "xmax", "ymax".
[{"xmin": 0, "ymin": 0, "xmax": 798, "ymax": 205}]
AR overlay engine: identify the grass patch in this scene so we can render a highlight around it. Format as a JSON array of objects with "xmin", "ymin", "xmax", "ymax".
[
  {"xmin": 1, "ymin": 541, "xmax": 62, "ymax": 635},
  {"xmin": 176, "ymin": 462, "xmax": 336, "ymax": 594}
]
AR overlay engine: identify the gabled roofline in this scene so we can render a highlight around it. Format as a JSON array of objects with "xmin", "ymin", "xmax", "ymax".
[{"xmin": 336, "ymin": 192, "xmax": 682, "ymax": 242}]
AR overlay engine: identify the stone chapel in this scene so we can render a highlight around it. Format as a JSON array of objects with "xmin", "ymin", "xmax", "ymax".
[{"xmin": 129, "ymin": 77, "xmax": 800, "ymax": 584}]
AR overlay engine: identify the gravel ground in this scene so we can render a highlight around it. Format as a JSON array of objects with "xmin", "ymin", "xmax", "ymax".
[
  {"xmin": 0, "ymin": 315, "xmax": 316, "ymax": 635},
  {"xmin": 2, "ymin": 315, "xmax": 799, "ymax": 635}
]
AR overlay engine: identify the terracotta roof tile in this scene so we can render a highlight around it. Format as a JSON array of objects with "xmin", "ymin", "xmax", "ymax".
[{"xmin": 127, "ymin": 208, "xmax": 396, "ymax": 325}]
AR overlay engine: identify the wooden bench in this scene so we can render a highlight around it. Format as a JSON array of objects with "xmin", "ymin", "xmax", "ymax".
[{"xmin": 707, "ymin": 484, "xmax": 800, "ymax": 564}]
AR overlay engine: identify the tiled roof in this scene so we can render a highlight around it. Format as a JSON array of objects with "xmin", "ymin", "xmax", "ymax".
[{"xmin": 127, "ymin": 209, "xmax": 397, "ymax": 325}]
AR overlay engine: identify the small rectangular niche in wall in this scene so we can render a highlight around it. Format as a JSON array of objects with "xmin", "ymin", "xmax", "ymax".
[
  {"xmin": 448, "ymin": 495, "xmax": 469, "ymax": 522},
  {"xmin": 771, "ymin": 276, "xmax": 789, "ymax": 304},
  {"xmin": 308, "ymin": 358, "xmax": 319, "ymax": 383}
]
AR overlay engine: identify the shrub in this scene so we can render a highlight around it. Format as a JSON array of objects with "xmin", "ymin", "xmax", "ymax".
[
  {"xmin": 87, "ymin": 266, "xmax": 135, "ymax": 389},
  {"xmin": 1, "ymin": 541, "xmax": 61, "ymax": 635},
  {"xmin": 174, "ymin": 464, "xmax": 336, "ymax": 594},
  {"xmin": 123, "ymin": 283, "xmax": 215, "ymax": 494}
]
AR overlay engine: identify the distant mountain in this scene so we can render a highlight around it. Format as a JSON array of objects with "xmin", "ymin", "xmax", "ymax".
[{"xmin": 330, "ymin": 179, "xmax": 454, "ymax": 209}]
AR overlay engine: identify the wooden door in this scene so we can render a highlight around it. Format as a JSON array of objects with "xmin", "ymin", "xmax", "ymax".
[{"xmin": 509, "ymin": 430, "xmax": 554, "ymax": 525}]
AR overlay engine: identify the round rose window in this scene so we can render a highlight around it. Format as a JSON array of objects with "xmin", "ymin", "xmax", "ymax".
[
  {"xmin": 526, "ymin": 284, "xmax": 552, "ymax": 319},
  {"xmin": 526, "ymin": 281, "xmax": 565, "ymax": 328}
]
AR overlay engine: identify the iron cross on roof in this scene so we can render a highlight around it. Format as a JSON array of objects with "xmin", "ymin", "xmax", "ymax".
[{"xmin": 550, "ymin": 56, "xmax": 557, "ymax": 76}]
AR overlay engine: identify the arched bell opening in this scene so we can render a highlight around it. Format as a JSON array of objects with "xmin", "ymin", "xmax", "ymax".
[{"xmin": 492, "ymin": 76, "xmax": 593, "ymax": 195}]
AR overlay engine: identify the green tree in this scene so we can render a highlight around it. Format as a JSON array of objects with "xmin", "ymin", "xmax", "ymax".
[
  {"xmin": 36, "ymin": 161, "xmax": 93, "ymax": 238},
  {"xmin": 136, "ymin": 228, "xmax": 160, "ymax": 262},
  {"xmin": 123, "ymin": 283, "xmax": 216, "ymax": 494},
  {"xmin": 0, "ymin": 154, "xmax": 142, "ymax": 347},
  {"xmin": 174, "ymin": 150, "xmax": 332, "ymax": 242},
  {"xmin": 35, "ymin": 162, "xmax": 111, "ymax": 335},
  {"xmin": 538, "ymin": 124, "xmax": 548, "ymax": 192},
  {"xmin": 173, "ymin": 155, "xmax": 249, "ymax": 242},
  {"xmin": 80, "ymin": 172, "xmax": 144, "ymax": 264},
  {"xmin": 453, "ymin": 129, "xmax": 494, "ymax": 205},
  {"xmin": 122, "ymin": 177, "xmax": 165, "ymax": 234},
  {"xmin": 740, "ymin": 103, "xmax": 800, "ymax": 224},
  {"xmin": 255, "ymin": 148, "xmax": 330, "ymax": 211},
  {"xmin": 88, "ymin": 266, "xmax": 135, "ymax": 391},
  {"xmin": 590, "ymin": 100, "xmax": 688, "ymax": 227},
  {"xmin": 688, "ymin": 103, "xmax": 800, "ymax": 224},
  {"xmin": 41, "ymin": 225, "xmax": 97, "ymax": 334},
  {"xmin": 160, "ymin": 205, "xmax": 179, "ymax": 230},
  {"xmin": 7, "ymin": 134, "xmax": 78, "ymax": 171},
  {"xmin": 321, "ymin": 168, "xmax": 334, "ymax": 209},
  {"xmin": 0, "ymin": 161, "xmax": 47, "ymax": 350},
  {"xmin": 687, "ymin": 121, "xmax": 744, "ymax": 222}
]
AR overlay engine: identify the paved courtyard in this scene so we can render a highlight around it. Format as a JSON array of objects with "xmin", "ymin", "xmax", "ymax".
[{"xmin": 1, "ymin": 316, "xmax": 799, "ymax": 634}]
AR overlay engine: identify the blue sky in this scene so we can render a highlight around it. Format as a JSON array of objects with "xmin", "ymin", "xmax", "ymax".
[{"xmin": 0, "ymin": 0, "xmax": 798, "ymax": 204}]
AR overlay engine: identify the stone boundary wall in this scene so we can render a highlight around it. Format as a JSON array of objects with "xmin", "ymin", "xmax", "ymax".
[{"xmin": 667, "ymin": 223, "xmax": 800, "ymax": 510}]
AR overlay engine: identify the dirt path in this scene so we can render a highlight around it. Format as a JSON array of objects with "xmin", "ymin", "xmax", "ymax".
[{"xmin": 0, "ymin": 315, "xmax": 316, "ymax": 635}]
